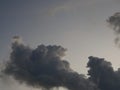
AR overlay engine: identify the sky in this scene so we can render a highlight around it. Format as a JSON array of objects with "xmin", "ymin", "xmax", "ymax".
[{"xmin": 0, "ymin": 0, "xmax": 120, "ymax": 90}]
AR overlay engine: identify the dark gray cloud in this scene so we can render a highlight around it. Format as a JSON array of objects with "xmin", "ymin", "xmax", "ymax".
[
  {"xmin": 2, "ymin": 41, "xmax": 98, "ymax": 90},
  {"xmin": 2, "ymin": 39, "xmax": 120, "ymax": 90},
  {"xmin": 87, "ymin": 56, "xmax": 120, "ymax": 90},
  {"xmin": 107, "ymin": 12, "xmax": 120, "ymax": 47},
  {"xmin": 107, "ymin": 12, "xmax": 120, "ymax": 33}
]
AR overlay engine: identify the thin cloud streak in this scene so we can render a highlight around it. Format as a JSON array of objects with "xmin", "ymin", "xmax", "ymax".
[{"xmin": 48, "ymin": 0, "xmax": 100, "ymax": 16}]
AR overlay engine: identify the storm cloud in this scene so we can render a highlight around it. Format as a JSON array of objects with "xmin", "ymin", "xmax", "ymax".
[
  {"xmin": 2, "ymin": 41, "xmax": 98, "ymax": 90},
  {"xmin": 2, "ymin": 36, "xmax": 120, "ymax": 90},
  {"xmin": 87, "ymin": 56, "xmax": 120, "ymax": 90}
]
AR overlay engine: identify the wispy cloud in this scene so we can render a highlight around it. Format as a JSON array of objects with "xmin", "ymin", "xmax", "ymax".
[{"xmin": 48, "ymin": 0, "xmax": 99, "ymax": 16}]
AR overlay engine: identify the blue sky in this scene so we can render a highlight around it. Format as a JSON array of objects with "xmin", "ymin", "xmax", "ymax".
[{"xmin": 0, "ymin": 0, "xmax": 120, "ymax": 90}]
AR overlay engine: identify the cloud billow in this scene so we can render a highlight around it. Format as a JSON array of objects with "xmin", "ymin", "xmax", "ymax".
[
  {"xmin": 3, "ymin": 41, "xmax": 98, "ymax": 90},
  {"xmin": 87, "ymin": 56, "xmax": 120, "ymax": 90},
  {"xmin": 3, "ymin": 34, "xmax": 120, "ymax": 90}
]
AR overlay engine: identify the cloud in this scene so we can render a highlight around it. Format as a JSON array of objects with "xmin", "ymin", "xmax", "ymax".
[
  {"xmin": 107, "ymin": 12, "xmax": 120, "ymax": 47},
  {"xmin": 12, "ymin": 36, "xmax": 23, "ymax": 44},
  {"xmin": 2, "ymin": 41, "xmax": 98, "ymax": 90},
  {"xmin": 48, "ymin": 1, "xmax": 72, "ymax": 16},
  {"xmin": 87, "ymin": 56, "xmax": 120, "ymax": 90},
  {"xmin": 48, "ymin": 0, "xmax": 97, "ymax": 16},
  {"xmin": 48, "ymin": 4, "xmax": 70, "ymax": 16},
  {"xmin": 1, "ymin": 38, "xmax": 120, "ymax": 90}
]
